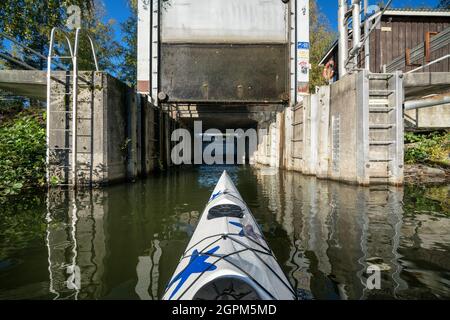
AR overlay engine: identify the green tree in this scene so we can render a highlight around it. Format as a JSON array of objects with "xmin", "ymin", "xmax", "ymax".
[
  {"xmin": 437, "ymin": 0, "xmax": 450, "ymax": 8},
  {"xmin": 117, "ymin": 0, "xmax": 137, "ymax": 86},
  {"xmin": 0, "ymin": 0, "xmax": 120, "ymax": 73},
  {"xmin": 0, "ymin": 0, "xmax": 93, "ymax": 69},
  {"xmin": 309, "ymin": 0, "xmax": 336, "ymax": 92},
  {"xmin": 77, "ymin": 1, "xmax": 121, "ymax": 74}
]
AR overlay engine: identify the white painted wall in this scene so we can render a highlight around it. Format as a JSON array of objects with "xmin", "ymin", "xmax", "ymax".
[
  {"xmin": 161, "ymin": 0, "xmax": 288, "ymax": 43},
  {"xmin": 137, "ymin": 0, "xmax": 150, "ymax": 92}
]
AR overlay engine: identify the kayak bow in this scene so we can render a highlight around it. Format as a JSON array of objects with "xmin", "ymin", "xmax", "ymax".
[{"xmin": 162, "ymin": 171, "xmax": 296, "ymax": 300}]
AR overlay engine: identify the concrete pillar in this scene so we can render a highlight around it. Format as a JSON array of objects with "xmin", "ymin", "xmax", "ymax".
[
  {"xmin": 316, "ymin": 86, "xmax": 331, "ymax": 179},
  {"xmin": 126, "ymin": 90, "xmax": 138, "ymax": 180},
  {"xmin": 282, "ymin": 106, "xmax": 294, "ymax": 170},
  {"xmin": 356, "ymin": 71, "xmax": 370, "ymax": 185},
  {"xmin": 137, "ymin": 0, "xmax": 151, "ymax": 94}
]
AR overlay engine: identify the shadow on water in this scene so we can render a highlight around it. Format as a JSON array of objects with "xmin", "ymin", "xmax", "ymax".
[{"xmin": 0, "ymin": 166, "xmax": 449, "ymax": 300}]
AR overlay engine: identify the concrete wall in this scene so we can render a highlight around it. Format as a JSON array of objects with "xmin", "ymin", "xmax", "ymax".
[
  {"xmin": 254, "ymin": 71, "xmax": 404, "ymax": 186},
  {"xmin": 48, "ymin": 72, "xmax": 165, "ymax": 187},
  {"xmin": 405, "ymin": 103, "xmax": 450, "ymax": 128},
  {"xmin": 327, "ymin": 74, "xmax": 360, "ymax": 184},
  {"xmin": 403, "ymin": 72, "xmax": 450, "ymax": 129}
]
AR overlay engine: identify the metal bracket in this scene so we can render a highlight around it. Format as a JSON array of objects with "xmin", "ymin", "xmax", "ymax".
[
  {"xmin": 405, "ymin": 48, "xmax": 421, "ymax": 67},
  {"xmin": 425, "ymin": 31, "xmax": 438, "ymax": 63}
]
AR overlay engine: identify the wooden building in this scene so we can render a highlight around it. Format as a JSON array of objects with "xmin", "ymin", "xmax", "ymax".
[{"xmin": 320, "ymin": 8, "xmax": 450, "ymax": 80}]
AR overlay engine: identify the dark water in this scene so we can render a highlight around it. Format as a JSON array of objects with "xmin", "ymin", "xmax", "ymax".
[{"xmin": 0, "ymin": 166, "xmax": 449, "ymax": 300}]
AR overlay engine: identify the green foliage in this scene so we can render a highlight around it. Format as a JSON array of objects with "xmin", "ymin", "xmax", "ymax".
[
  {"xmin": 405, "ymin": 131, "xmax": 450, "ymax": 165},
  {"xmin": 0, "ymin": 193, "xmax": 47, "ymax": 260},
  {"xmin": 117, "ymin": 1, "xmax": 138, "ymax": 86},
  {"xmin": 437, "ymin": 0, "xmax": 450, "ymax": 9},
  {"xmin": 0, "ymin": 0, "xmax": 93, "ymax": 69},
  {"xmin": 0, "ymin": 110, "xmax": 46, "ymax": 199},
  {"xmin": 309, "ymin": 0, "xmax": 337, "ymax": 92},
  {"xmin": 403, "ymin": 185, "xmax": 450, "ymax": 217},
  {"xmin": 0, "ymin": 0, "xmax": 121, "ymax": 74},
  {"xmin": 77, "ymin": 1, "xmax": 122, "ymax": 75}
]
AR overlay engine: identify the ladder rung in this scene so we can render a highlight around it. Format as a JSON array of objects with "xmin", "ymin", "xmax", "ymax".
[
  {"xmin": 369, "ymin": 159, "xmax": 393, "ymax": 162},
  {"xmin": 369, "ymin": 124, "xmax": 393, "ymax": 129},
  {"xmin": 369, "ymin": 101, "xmax": 389, "ymax": 106},
  {"xmin": 368, "ymin": 74, "xmax": 394, "ymax": 80},
  {"xmin": 369, "ymin": 107, "xmax": 394, "ymax": 113},
  {"xmin": 369, "ymin": 90, "xmax": 394, "ymax": 96},
  {"xmin": 370, "ymin": 141, "xmax": 395, "ymax": 146}
]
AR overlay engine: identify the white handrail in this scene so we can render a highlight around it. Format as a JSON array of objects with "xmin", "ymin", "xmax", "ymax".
[
  {"xmin": 74, "ymin": 28, "xmax": 99, "ymax": 72},
  {"xmin": 47, "ymin": 27, "xmax": 74, "ymax": 65},
  {"xmin": 47, "ymin": 26, "xmax": 100, "ymax": 187},
  {"xmin": 406, "ymin": 54, "xmax": 450, "ymax": 74},
  {"xmin": 71, "ymin": 28, "xmax": 100, "ymax": 187},
  {"xmin": 46, "ymin": 27, "xmax": 75, "ymax": 186}
]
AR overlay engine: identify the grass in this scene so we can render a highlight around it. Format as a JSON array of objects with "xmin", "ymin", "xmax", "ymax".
[{"xmin": 404, "ymin": 131, "xmax": 450, "ymax": 166}]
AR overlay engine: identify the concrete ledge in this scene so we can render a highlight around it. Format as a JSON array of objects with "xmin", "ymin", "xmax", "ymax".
[
  {"xmin": 404, "ymin": 72, "xmax": 450, "ymax": 99},
  {"xmin": 0, "ymin": 70, "xmax": 47, "ymax": 99}
]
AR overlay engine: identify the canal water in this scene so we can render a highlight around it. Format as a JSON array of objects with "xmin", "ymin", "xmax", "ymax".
[{"xmin": 0, "ymin": 165, "xmax": 449, "ymax": 300}]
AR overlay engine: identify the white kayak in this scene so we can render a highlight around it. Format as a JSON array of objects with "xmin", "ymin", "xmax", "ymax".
[{"xmin": 163, "ymin": 171, "xmax": 296, "ymax": 300}]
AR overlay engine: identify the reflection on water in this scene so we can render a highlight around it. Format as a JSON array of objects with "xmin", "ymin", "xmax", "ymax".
[{"xmin": 0, "ymin": 166, "xmax": 449, "ymax": 300}]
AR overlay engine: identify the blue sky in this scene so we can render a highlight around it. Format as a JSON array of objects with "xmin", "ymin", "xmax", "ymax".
[
  {"xmin": 318, "ymin": 0, "xmax": 440, "ymax": 30},
  {"xmin": 102, "ymin": 0, "xmax": 441, "ymax": 41}
]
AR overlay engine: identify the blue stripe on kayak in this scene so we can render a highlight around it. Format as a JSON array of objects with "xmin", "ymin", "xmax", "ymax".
[
  {"xmin": 229, "ymin": 221, "xmax": 246, "ymax": 237},
  {"xmin": 209, "ymin": 191, "xmax": 222, "ymax": 202},
  {"xmin": 167, "ymin": 246, "xmax": 220, "ymax": 300}
]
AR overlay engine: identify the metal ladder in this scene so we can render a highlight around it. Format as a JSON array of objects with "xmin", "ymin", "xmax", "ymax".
[
  {"xmin": 46, "ymin": 27, "xmax": 99, "ymax": 187},
  {"xmin": 366, "ymin": 72, "xmax": 404, "ymax": 185}
]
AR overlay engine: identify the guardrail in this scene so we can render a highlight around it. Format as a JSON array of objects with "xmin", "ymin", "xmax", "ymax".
[{"xmin": 386, "ymin": 26, "xmax": 450, "ymax": 73}]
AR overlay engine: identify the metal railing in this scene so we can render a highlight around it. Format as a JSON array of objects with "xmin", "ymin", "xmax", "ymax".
[
  {"xmin": 0, "ymin": 31, "xmax": 70, "ymax": 71},
  {"xmin": 1, "ymin": 27, "xmax": 100, "ymax": 187},
  {"xmin": 386, "ymin": 26, "xmax": 450, "ymax": 73},
  {"xmin": 46, "ymin": 27, "xmax": 99, "ymax": 188},
  {"xmin": 406, "ymin": 54, "xmax": 450, "ymax": 74},
  {"xmin": 344, "ymin": 0, "xmax": 394, "ymax": 71}
]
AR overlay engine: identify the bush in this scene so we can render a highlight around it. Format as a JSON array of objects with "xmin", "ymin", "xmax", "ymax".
[
  {"xmin": 0, "ymin": 110, "xmax": 46, "ymax": 198},
  {"xmin": 405, "ymin": 131, "xmax": 450, "ymax": 165}
]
